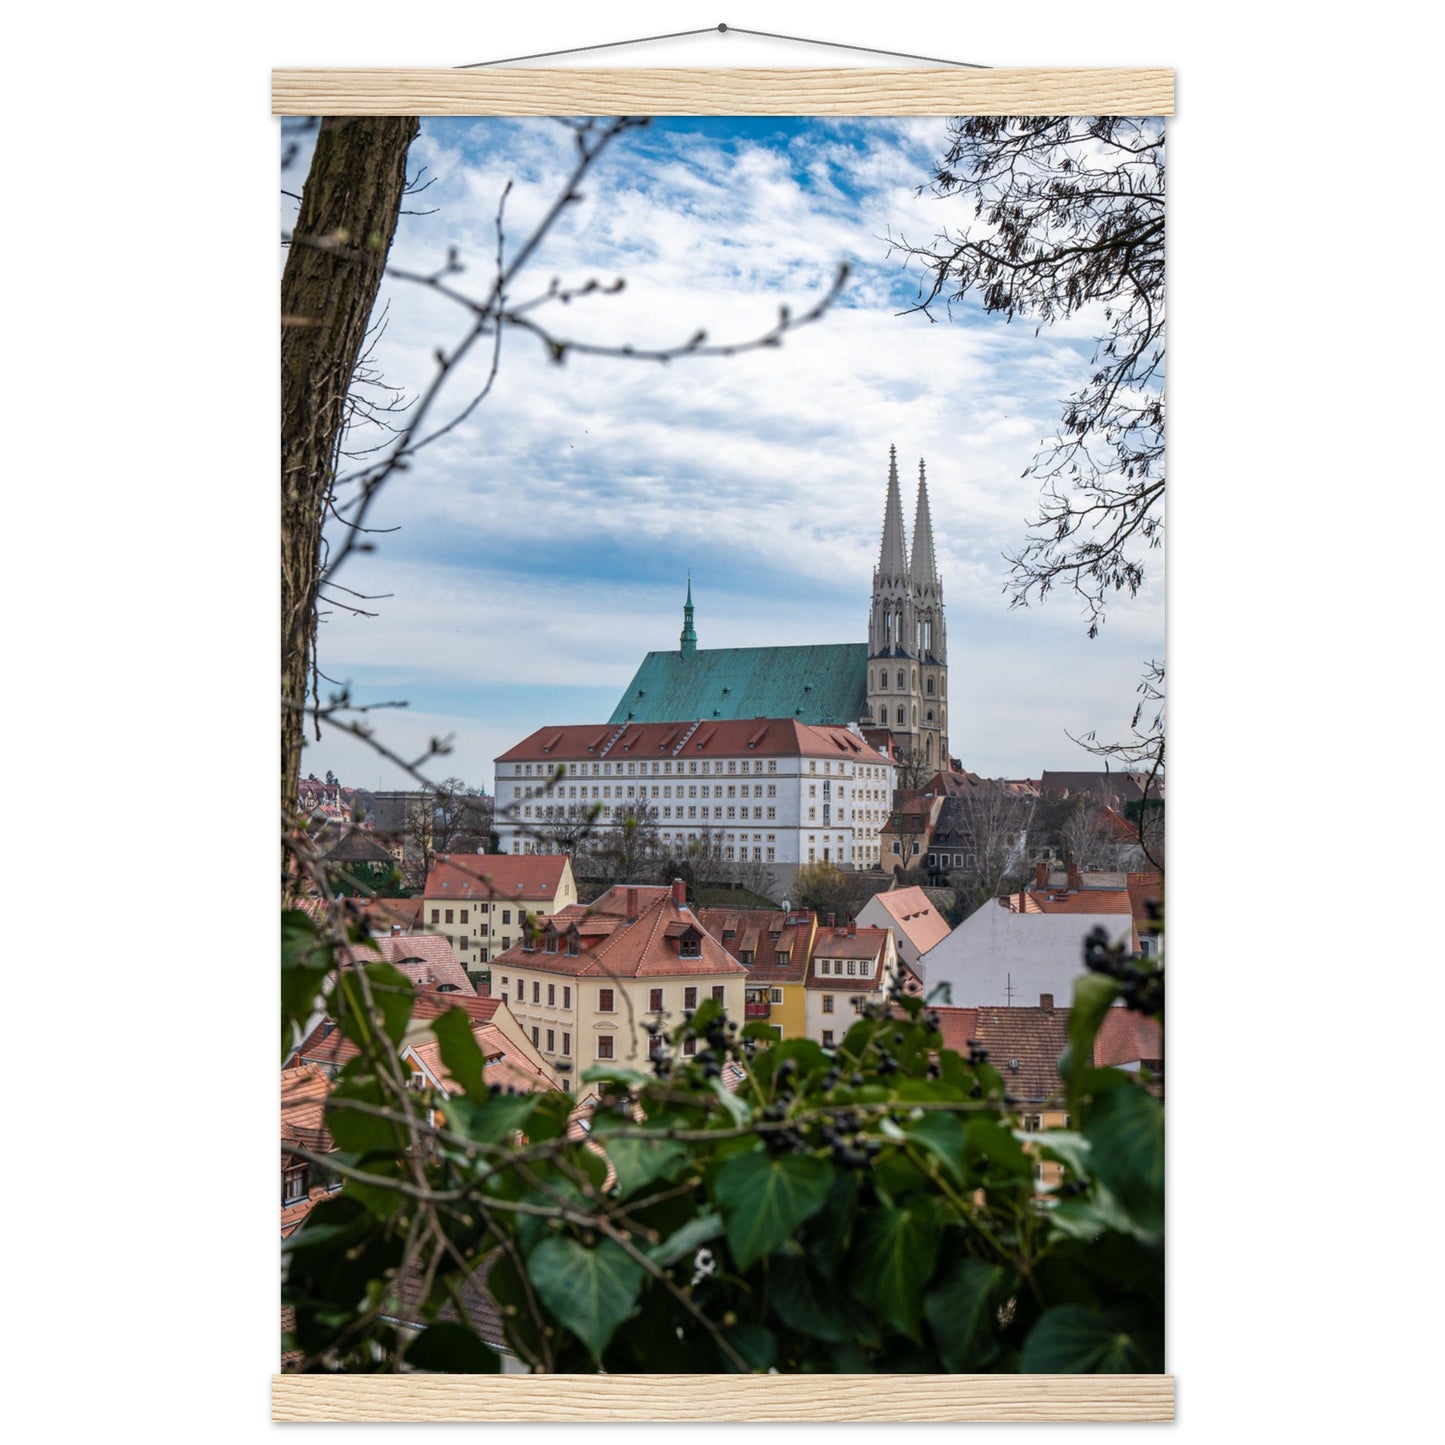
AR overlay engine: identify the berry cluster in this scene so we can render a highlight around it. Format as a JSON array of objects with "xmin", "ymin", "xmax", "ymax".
[{"xmin": 1082, "ymin": 926, "xmax": 1165, "ymax": 1017}]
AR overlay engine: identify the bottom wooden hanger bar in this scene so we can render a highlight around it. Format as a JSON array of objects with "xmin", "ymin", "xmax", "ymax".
[{"xmin": 272, "ymin": 1372, "xmax": 1175, "ymax": 1422}]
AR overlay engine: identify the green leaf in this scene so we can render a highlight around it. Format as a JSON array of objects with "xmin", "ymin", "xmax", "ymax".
[
  {"xmin": 849, "ymin": 1197, "xmax": 943, "ymax": 1342},
  {"xmin": 602, "ymin": 1136, "xmax": 688, "ymax": 1198},
  {"xmin": 579, "ymin": 1065, "xmax": 652, "ymax": 1089},
  {"xmin": 1084, "ymin": 1082, "xmax": 1164, "ymax": 1236},
  {"xmin": 405, "ymin": 1321, "xmax": 502, "ymax": 1373},
  {"xmin": 905, "ymin": 1111, "xmax": 968, "ymax": 1184},
  {"xmin": 448, "ymin": 1092, "xmax": 540, "ymax": 1145},
  {"xmin": 427, "ymin": 1008, "xmax": 488, "ymax": 1102},
  {"xmin": 525, "ymin": 1235, "xmax": 645, "ymax": 1362},
  {"xmin": 713, "ymin": 1150, "xmax": 832, "ymax": 1270},
  {"xmin": 923, "ymin": 1256, "xmax": 1009, "ymax": 1371},
  {"xmin": 1021, "ymin": 1303, "xmax": 1162, "ymax": 1373},
  {"xmin": 1063, "ymin": 974, "xmax": 1119, "ymax": 1090},
  {"xmin": 723, "ymin": 1321, "xmax": 776, "ymax": 1373},
  {"xmin": 336, "ymin": 961, "xmax": 416, "ymax": 1052},
  {"xmin": 770, "ymin": 1256, "xmax": 873, "ymax": 1345},
  {"xmin": 648, "ymin": 1211, "xmax": 725, "ymax": 1268},
  {"xmin": 281, "ymin": 910, "xmax": 334, "ymax": 1062}
]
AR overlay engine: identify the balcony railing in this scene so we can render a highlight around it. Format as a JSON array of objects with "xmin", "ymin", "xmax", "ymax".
[{"xmin": 744, "ymin": 999, "xmax": 772, "ymax": 1018}]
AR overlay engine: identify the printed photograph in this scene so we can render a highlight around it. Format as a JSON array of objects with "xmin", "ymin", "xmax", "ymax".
[{"xmin": 280, "ymin": 112, "xmax": 1165, "ymax": 1375}]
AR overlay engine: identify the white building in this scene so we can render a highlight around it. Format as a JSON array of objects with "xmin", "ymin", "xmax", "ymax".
[{"xmin": 494, "ymin": 717, "xmax": 895, "ymax": 889}]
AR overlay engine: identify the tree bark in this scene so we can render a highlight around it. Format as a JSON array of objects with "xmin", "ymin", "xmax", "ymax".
[{"xmin": 280, "ymin": 115, "xmax": 418, "ymax": 868}]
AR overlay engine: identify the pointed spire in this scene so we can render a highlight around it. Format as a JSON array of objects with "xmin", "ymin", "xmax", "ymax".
[
  {"xmin": 911, "ymin": 457, "xmax": 939, "ymax": 588},
  {"xmin": 679, "ymin": 572, "xmax": 697, "ymax": 655},
  {"xmin": 877, "ymin": 445, "xmax": 909, "ymax": 579}
]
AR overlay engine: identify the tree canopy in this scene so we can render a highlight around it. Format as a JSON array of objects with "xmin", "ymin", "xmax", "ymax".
[{"xmin": 892, "ymin": 116, "xmax": 1165, "ymax": 638}]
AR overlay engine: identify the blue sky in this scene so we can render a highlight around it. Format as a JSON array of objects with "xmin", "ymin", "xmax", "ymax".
[{"xmin": 285, "ymin": 115, "xmax": 1164, "ymax": 794}]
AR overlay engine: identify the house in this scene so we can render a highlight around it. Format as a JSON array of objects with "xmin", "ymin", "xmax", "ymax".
[
  {"xmin": 490, "ymin": 879, "xmax": 747, "ymax": 1078},
  {"xmin": 697, "ymin": 905, "xmax": 822, "ymax": 1039},
  {"xmin": 350, "ymin": 931, "xmax": 475, "ymax": 994},
  {"xmin": 494, "ymin": 717, "xmax": 896, "ymax": 888},
  {"xmin": 803, "ymin": 919, "xmax": 900, "ymax": 1048},
  {"xmin": 856, "ymin": 885, "xmax": 951, "ymax": 978},
  {"xmin": 281, "ymin": 1062, "xmax": 339, "ymax": 1238},
  {"xmin": 878, "ymin": 791, "xmax": 944, "ymax": 874},
  {"xmin": 422, "ymin": 853, "xmax": 578, "ymax": 970},
  {"xmin": 920, "ymin": 864, "xmax": 1142, "ymax": 1009}
]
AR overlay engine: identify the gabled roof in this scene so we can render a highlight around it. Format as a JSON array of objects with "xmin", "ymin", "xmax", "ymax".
[
  {"xmin": 424, "ymin": 853, "xmax": 571, "ymax": 902},
  {"xmin": 322, "ymin": 829, "xmax": 398, "ymax": 866},
  {"xmin": 497, "ymin": 716, "xmax": 880, "ymax": 765},
  {"xmin": 281, "ymin": 1063, "xmax": 332, "ymax": 1152},
  {"xmin": 864, "ymin": 886, "xmax": 952, "ymax": 954},
  {"xmin": 492, "ymin": 889, "xmax": 746, "ymax": 980},
  {"xmin": 350, "ymin": 933, "xmax": 475, "ymax": 994},
  {"xmin": 696, "ymin": 906, "xmax": 818, "ymax": 985},
  {"xmin": 806, "ymin": 925, "xmax": 892, "ymax": 987},
  {"xmin": 1026, "ymin": 887, "xmax": 1133, "ymax": 916},
  {"xmin": 606, "ymin": 643, "xmax": 869, "ymax": 728},
  {"xmin": 930, "ymin": 1006, "xmax": 980, "ymax": 1056},
  {"xmin": 971, "ymin": 1004, "xmax": 1073, "ymax": 1104},
  {"xmin": 404, "ymin": 1026, "xmax": 555, "ymax": 1097}
]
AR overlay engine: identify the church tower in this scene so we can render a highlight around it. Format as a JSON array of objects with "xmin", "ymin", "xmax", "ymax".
[{"xmin": 865, "ymin": 448, "xmax": 950, "ymax": 774}]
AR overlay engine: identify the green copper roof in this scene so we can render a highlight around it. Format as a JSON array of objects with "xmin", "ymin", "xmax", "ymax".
[{"xmin": 609, "ymin": 643, "xmax": 869, "ymax": 727}]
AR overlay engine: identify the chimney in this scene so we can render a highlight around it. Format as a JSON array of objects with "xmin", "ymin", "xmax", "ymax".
[
  {"xmin": 1035, "ymin": 860, "xmax": 1047, "ymax": 889},
  {"xmin": 626, "ymin": 887, "xmax": 639, "ymax": 922},
  {"xmin": 1066, "ymin": 853, "xmax": 1081, "ymax": 892},
  {"xmin": 671, "ymin": 877, "xmax": 687, "ymax": 909},
  {"xmin": 828, "ymin": 912, "xmax": 837, "ymax": 930},
  {"xmin": 1040, "ymin": 993, "xmax": 1054, "ymax": 1013},
  {"xmin": 847, "ymin": 916, "xmax": 857, "ymax": 936},
  {"xmin": 391, "ymin": 923, "xmax": 402, "ymax": 934}
]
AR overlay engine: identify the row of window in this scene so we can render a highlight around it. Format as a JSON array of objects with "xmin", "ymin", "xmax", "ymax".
[
  {"xmin": 432, "ymin": 907, "xmax": 513, "ymax": 925},
  {"xmin": 504, "ymin": 982, "xmax": 726, "ymax": 1013},
  {"xmin": 816, "ymin": 959, "xmax": 874, "ymax": 977},
  {"xmin": 513, "ymin": 758, "xmax": 889, "ymax": 780}
]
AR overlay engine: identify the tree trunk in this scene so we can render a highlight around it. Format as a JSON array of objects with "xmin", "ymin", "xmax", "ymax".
[{"xmin": 280, "ymin": 115, "xmax": 418, "ymax": 874}]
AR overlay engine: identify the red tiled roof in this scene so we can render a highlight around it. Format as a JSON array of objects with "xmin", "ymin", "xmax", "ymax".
[
  {"xmin": 281, "ymin": 1063, "xmax": 332, "ymax": 1150},
  {"xmin": 932, "ymin": 1006, "xmax": 980, "ymax": 1056},
  {"xmin": 496, "ymin": 717, "xmax": 876, "ymax": 764},
  {"xmin": 696, "ymin": 907, "xmax": 818, "ymax": 985},
  {"xmin": 405, "ymin": 1027, "xmax": 556, "ymax": 1097},
  {"xmin": 971, "ymin": 1004, "xmax": 1072, "ymax": 1104},
  {"xmin": 1094, "ymin": 1008, "xmax": 1163, "ymax": 1067},
  {"xmin": 806, "ymin": 926, "xmax": 891, "ymax": 988},
  {"xmin": 1025, "ymin": 888, "xmax": 1133, "ymax": 916},
  {"xmin": 866, "ymin": 886, "xmax": 952, "ymax": 953},
  {"xmin": 424, "ymin": 853, "xmax": 571, "ymax": 902},
  {"xmin": 345, "ymin": 933, "xmax": 475, "ymax": 994},
  {"xmin": 1126, "ymin": 872, "xmax": 1164, "ymax": 930},
  {"xmin": 491, "ymin": 890, "xmax": 746, "ymax": 980}
]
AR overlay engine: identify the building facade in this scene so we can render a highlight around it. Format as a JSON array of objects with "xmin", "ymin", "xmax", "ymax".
[
  {"xmin": 494, "ymin": 717, "xmax": 895, "ymax": 888},
  {"xmin": 422, "ymin": 853, "xmax": 578, "ymax": 969},
  {"xmin": 802, "ymin": 920, "xmax": 900, "ymax": 1048}
]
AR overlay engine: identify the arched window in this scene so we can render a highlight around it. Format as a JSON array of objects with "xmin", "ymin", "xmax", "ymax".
[
  {"xmin": 926, "ymin": 677, "xmax": 935, "ymax": 695},
  {"xmin": 896, "ymin": 670, "xmax": 904, "ymax": 689},
  {"xmin": 926, "ymin": 710, "xmax": 934, "ymax": 722},
  {"xmin": 878, "ymin": 669, "xmax": 885, "ymax": 690},
  {"xmin": 912, "ymin": 706, "xmax": 918, "ymax": 727},
  {"xmin": 896, "ymin": 706, "xmax": 905, "ymax": 728}
]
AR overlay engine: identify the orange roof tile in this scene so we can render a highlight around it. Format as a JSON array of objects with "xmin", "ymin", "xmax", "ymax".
[
  {"xmin": 424, "ymin": 853, "xmax": 571, "ymax": 902},
  {"xmin": 1093, "ymin": 1008, "xmax": 1163, "ymax": 1067},
  {"xmin": 867, "ymin": 886, "xmax": 952, "ymax": 953},
  {"xmin": 496, "ymin": 717, "xmax": 881, "ymax": 765},
  {"xmin": 931, "ymin": 1006, "xmax": 980, "ymax": 1056}
]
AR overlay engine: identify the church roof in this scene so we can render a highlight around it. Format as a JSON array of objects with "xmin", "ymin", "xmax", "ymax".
[{"xmin": 608, "ymin": 642, "xmax": 868, "ymax": 727}]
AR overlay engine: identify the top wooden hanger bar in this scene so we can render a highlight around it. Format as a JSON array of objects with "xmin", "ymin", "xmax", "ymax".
[{"xmin": 271, "ymin": 68, "xmax": 1175, "ymax": 117}]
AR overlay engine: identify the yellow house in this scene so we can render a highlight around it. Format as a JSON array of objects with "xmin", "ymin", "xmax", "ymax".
[
  {"xmin": 422, "ymin": 853, "xmax": 578, "ymax": 970},
  {"xmin": 697, "ymin": 905, "xmax": 820, "ymax": 1040}
]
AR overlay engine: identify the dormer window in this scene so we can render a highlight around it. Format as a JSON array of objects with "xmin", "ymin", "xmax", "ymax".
[
  {"xmin": 679, "ymin": 933, "xmax": 702, "ymax": 959},
  {"xmin": 567, "ymin": 934, "xmax": 580, "ymax": 957},
  {"xmin": 545, "ymin": 932, "xmax": 558, "ymax": 953}
]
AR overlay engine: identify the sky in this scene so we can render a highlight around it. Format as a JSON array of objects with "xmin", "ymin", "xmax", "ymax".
[{"xmin": 283, "ymin": 114, "xmax": 1165, "ymax": 795}]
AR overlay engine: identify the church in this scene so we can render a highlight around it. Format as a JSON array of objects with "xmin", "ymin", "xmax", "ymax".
[{"xmin": 609, "ymin": 446, "xmax": 952, "ymax": 771}]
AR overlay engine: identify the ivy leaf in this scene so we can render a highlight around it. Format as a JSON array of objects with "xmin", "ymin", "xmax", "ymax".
[
  {"xmin": 428, "ymin": 1007, "xmax": 487, "ymax": 1102},
  {"xmin": 1062, "ymin": 973, "xmax": 1118, "ymax": 1089},
  {"xmin": 1020, "ymin": 1303, "xmax": 1162, "ymax": 1373},
  {"xmin": 770, "ymin": 1256, "xmax": 875, "ymax": 1345},
  {"xmin": 336, "ymin": 961, "xmax": 415, "ymax": 1052},
  {"xmin": 603, "ymin": 1136, "xmax": 688, "ymax": 1198},
  {"xmin": 713, "ymin": 1150, "xmax": 832, "ymax": 1270},
  {"xmin": 1083, "ymin": 1083, "xmax": 1164, "ymax": 1237},
  {"xmin": 404, "ymin": 1321, "xmax": 502, "ymax": 1373},
  {"xmin": 849, "ymin": 1197, "xmax": 943, "ymax": 1342},
  {"xmin": 923, "ymin": 1256, "xmax": 1010, "ymax": 1371},
  {"xmin": 648, "ymin": 1210, "xmax": 725, "ymax": 1268},
  {"xmin": 525, "ymin": 1235, "xmax": 645, "ymax": 1362}
]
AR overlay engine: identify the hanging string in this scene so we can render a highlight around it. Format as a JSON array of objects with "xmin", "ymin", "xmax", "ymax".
[{"xmin": 458, "ymin": 22, "xmax": 989, "ymax": 71}]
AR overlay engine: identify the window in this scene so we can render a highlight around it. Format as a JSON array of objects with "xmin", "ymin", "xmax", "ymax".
[
  {"xmin": 444, "ymin": 909, "xmax": 454, "ymax": 924},
  {"xmin": 822, "ymin": 1030, "xmax": 835, "ymax": 1048},
  {"xmin": 712, "ymin": 986, "xmax": 725, "ymax": 1003},
  {"xmin": 847, "ymin": 960, "xmax": 857, "ymax": 976},
  {"xmin": 563, "ymin": 986, "xmax": 572, "ymax": 1008},
  {"xmin": 683, "ymin": 1037, "xmax": 696, "ymax": 1057},
  {"xmin": 599, "ymin": 988, "xmax": 615, "ymax": 1012},
  {"xmin": 598, "ymin": 1035, "xmax": 615, "ymax": 1060},
  {"xmin": 532, "ymin": 1026, "xmax": 540, "ymax": 1046},
  {"xmin": 770, "ymin": 988, "xmax": 784, "ymax": 1004},
  {"xmin": 679, "ymin": 934, "xmax": 701, "ymax": 958},
  {"xmin": 562, "ymin": 1032, "xmax": 571, "ymax": 1056},
  {"xmin": 430, "ymin": 909, "xmax": 440, "ymax": 924},
  {"xmin": 532, "ymin": 981, "xmax": 541, "ymax": 1004},
  {"xmin": 547, "ymin": 983, "xmax": 556, "ymax": 1006},
  {"xmin": 500, "ymin": 976, "xmax": 508, "ymax": 988},
  {"xmin": 283, "ymin": 1163, "xmax": 309, "ymax": 1205},
  {"xmin": 684, "ymin": 986, "xmax": 698, "ymax": 1009},
  {"xmin": 459, "ymin": 908, "xmax": 469, "ymax": 923},
  {"xmin": 649, "ymin": 987, "xmax": 663, "ymax": 1012},
  {"xmin": 546, "ymin": 1029, "xmax": 555, "ymax": 1052},
  {"xmin": 457, "ymin": 936, "xmax": 469, "ymax": 950},
  {"xmin": 822, "ymin": 995, "xmax": 834, "ymax": 1013},
  {"xmin": 502, "ymin": 909, "xmax": 512, "ymax": 925}
]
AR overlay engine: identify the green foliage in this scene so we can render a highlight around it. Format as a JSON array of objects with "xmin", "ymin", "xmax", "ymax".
[{"xmin": 282, "ymin": 917, "xmax": 1164, "ymax": 1375}]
